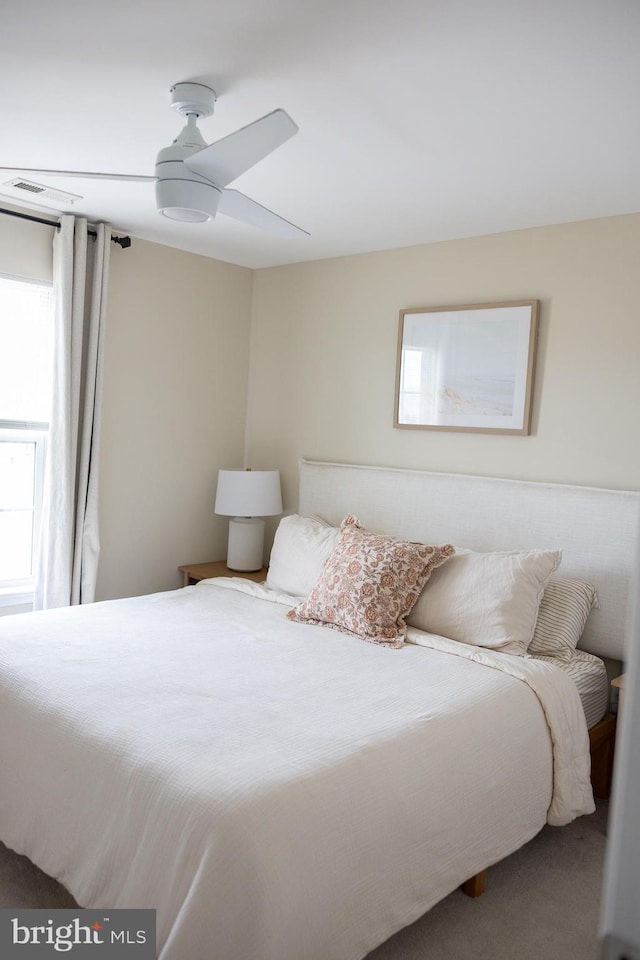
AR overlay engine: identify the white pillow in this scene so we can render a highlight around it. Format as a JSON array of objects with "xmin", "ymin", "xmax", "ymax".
[
  {"xmin": 266, "ymin": 514, "xmax": 340, "ymax": 597},
  {"xmin": 407, "ymin": 548, "xmax": 562, "ymax": 655},
  {"xmin": 527, "ymin": 577, "xmax": 599, "ymax": 658}
]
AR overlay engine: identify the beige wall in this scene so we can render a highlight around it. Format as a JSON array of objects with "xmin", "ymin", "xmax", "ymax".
[
  {"xmin": 246, "ymin": 214, "xmax": 640, "ymax": 513},
  {"xmin": 96, "ymin": 237, "xmax": 253, "ymax": 600},
  {"xmin": 0, "ymin": 208, "xmax": 54, "ymax": 282}
]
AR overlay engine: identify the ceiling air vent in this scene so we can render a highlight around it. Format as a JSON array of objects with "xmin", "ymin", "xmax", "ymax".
[{"xmin": 3, "ymin": 178, "xmax": 83, "ymax": 204}]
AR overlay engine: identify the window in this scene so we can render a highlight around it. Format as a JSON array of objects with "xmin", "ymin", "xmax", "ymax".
[{"xmin": 0, "ymin": 275, "xmax": 53, "ymax": 605}]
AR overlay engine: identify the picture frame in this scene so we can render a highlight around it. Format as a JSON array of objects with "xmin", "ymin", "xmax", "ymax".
[{"xmin": 394, "ymin": 299, "xmax": 539, "ymax": 435}]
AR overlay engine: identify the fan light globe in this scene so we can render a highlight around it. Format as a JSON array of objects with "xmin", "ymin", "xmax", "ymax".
[
  {"xmin": 162, "ymin": 207, "xmax": 210, "ymax": 224},
  {"xmin": 156, "ymin": 178, "xmax": 221, "ymax": 223}
]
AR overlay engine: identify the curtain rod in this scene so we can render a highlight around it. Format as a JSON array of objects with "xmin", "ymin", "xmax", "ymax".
[{"xmin": 0, "ymin": 205, "xmax": 132, "ymax": 248}]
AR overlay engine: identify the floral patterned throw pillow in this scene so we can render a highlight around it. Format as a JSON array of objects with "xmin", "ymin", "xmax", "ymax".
[{"xmin": 287, "ymin": 515, "xmax": 455, "ymax": 648}]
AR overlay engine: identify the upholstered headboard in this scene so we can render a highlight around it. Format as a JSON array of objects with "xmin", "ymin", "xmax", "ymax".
[{"xmin": 298, "ymin": 459, "xmax": 640, "ymax": 662}]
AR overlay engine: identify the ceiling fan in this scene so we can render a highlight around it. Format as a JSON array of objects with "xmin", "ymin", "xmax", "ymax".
[{"xmin": 3, "ymin": 82, "xmax": 309, "ymax": 238}]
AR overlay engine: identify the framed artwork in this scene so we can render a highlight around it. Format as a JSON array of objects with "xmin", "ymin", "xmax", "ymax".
[{"xmin": 394, "ymin": 300, "xmax": 539, "ymax": 435}]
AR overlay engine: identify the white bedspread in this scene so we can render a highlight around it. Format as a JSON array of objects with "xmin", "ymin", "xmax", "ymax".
[{"xmin": 0, "ymin": 580, "xmax": 594, "ymax": 960}]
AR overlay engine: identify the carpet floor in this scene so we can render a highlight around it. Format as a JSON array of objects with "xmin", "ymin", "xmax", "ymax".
[{"xmin": 0, "ymin": 800, "xmax": 609, "ymax": 959}]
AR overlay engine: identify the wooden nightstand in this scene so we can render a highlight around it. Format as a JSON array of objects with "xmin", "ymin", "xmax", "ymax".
[
  {"xmin": 589, "ymin": 713, "xmax": 617, "ymax": 799},
  {"xmin": 612, "ymin": 674, "xmax": 625, "ymax": 712},
  {"xmin": 589, "ymin": 674, "xmax": 625, "ymax": 800},
  {"xmin": 178, "ymin": 560, "xmax": 267, "ymax": 587}
]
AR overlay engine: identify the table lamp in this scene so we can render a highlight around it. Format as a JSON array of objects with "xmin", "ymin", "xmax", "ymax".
[{"xmin": 214, "ymin": 469, "xmax": 283, "ymax": 571}]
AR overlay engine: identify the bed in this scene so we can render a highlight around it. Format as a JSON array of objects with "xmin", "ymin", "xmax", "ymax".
[{"xmin": 1, "ymin": 459, "xmax": 638, "ymax": 960}]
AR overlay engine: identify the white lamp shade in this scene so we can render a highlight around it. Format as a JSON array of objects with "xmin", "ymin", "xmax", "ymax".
[{"xmin": 214, "ymin": 469, "xmax": 283, "ymax": 518}]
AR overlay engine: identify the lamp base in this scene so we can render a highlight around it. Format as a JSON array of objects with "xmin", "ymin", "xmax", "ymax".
[{"xmin": 227, "ymin": 517, "xmax": 265, "ymax": 571}]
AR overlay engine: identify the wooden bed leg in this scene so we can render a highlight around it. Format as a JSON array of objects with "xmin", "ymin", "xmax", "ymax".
[{"xmin": 462, "ymin": 869, "xmax": 486, "ymax": 898}]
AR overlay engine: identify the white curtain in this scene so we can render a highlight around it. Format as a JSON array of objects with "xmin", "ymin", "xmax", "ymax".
[{"xmin": 34, "ymin": 215, "xmax": 111, "ymax": 609}]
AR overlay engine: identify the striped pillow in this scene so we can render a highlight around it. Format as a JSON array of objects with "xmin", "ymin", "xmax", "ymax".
[{"xmin": 528, "ymin": 578, "xmax": 599, "ymax": 658}]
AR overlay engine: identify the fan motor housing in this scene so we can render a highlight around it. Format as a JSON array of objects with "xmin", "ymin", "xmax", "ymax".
[
  {"xmin": 155, "ymin": 138, "xmax": 222, "ymax": 222},
  {"xmin": 156, "ymin": 177, "xmax": 221, "ymax": 222}
]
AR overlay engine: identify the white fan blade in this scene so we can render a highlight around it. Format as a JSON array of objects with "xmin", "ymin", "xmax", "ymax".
[
  {"xmin": 218, "ymin": 189, "xmax": 309, "ymax": 238},
  {"xmin": 184, "ymin": 109, "xmax": 298, "ymax": 188},
  {"xmin": 0, "ymin": 166, "xmax": 155, "ymax": 182}
]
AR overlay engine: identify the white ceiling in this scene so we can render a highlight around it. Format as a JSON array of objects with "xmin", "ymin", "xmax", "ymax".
[{"xmin": 1, "ymin": 0, "xmax": 639, "ymax": 269}]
